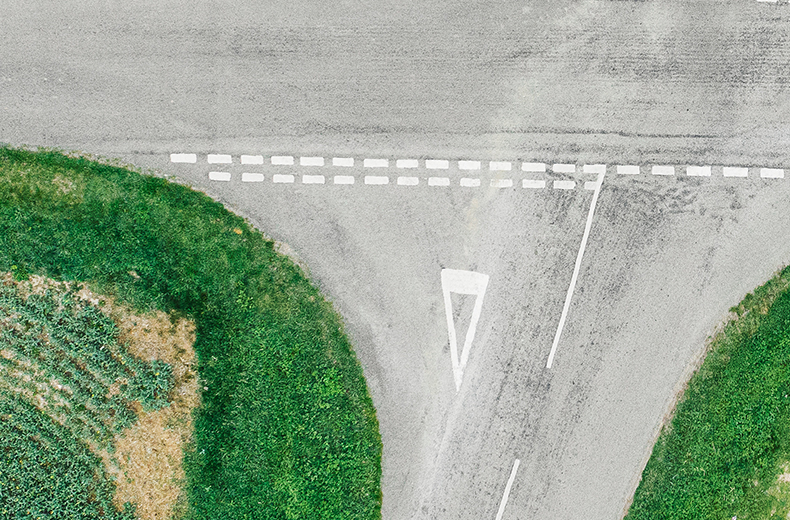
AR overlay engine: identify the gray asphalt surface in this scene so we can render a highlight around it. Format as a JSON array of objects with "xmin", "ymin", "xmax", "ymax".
[{"xmin": 4, "ymin": 0, "xmax": 790, "ymax": 518}]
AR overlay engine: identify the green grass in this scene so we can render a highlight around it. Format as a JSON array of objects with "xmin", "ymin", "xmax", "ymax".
[
  {"xmin": 626, "ymin": 266, "xmax": 790, "ymax": 519},
  {"xmin": 0, "ymin": 147, "xmax": 383, "ymax": 519}
]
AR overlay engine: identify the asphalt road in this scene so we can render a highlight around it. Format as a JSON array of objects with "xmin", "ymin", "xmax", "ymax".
[{"xmin": 4, "ymin": 0, "xmax": 790, "ymax": 518}]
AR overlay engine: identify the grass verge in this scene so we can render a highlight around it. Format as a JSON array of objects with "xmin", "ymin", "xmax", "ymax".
[{"xmin": 0, "ymin": 146, "xmax": 382, "ymax": 519}]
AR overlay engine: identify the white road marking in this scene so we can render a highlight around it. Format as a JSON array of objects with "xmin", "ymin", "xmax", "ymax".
[
  {"xmin": 428, "ymin": 177, "xmax": 450, "ymax": 186},
  {"xmin": 490, "ymin": 179, "xmax": 513, "ymax": 188},
  {"xmin": 522, "ymin": 162, "xmax": 547, "ymax": 172},
  {"xmin": 396, "ymin": 159, "xmax": 419, "ymax": 168},
  {"xmin": 460, "ymin": 178, "xmax": 481, "ymax": 187},
  {"xmin": 583, "ymin": 164, "xmax": 606, "ymax": 174},
  {"xmin": 495, "ymin": 459, "xmax": 521, "ymax": 520},
  {"xmin": 365, "ymin": 158, "xmax": 389, "ymax": 168},
  {"xmin": 208, "ymin": 154, "xmax": 232, "ymax": 164},
  {"xmin": 241, "ymin": 173, "xmax": 264, "ymax": 182},
  {"xmin": 547, "ymin": 170, "xmax": 606, "ymax": 369},
  {"xmin": 652, "ymin": 165, "xmax": 675, "ymax": 176},
  {"xmin": 302, "ymin": 174, "xmax": 325, "ymax": 184},
  {"xmin": 522, "ymin": 179, "xmax": 546, "ymax": 189},
  {"xmin": 271, "ymin": 155, "xmax": 295, "ymax": 165},
  {"xmin": 490, "ymin": 161, "xmax": 512, "ymax": 171},
  {"xmin": 300, "ymin": 156, "xmax": 324, "ymax": 167},
  {"xmin": 241, "ymin": 155, "xmax": 264, "ymax": 165},
  {"xmin": 686, "ymin": 165, "xmax": 711, "ymax": 176},
  {"xmin": 723, "ymin": 166, "xmax": 748, "ymax": 177},
  {"xmin": 757, "ymin": 0, "xmax": 779, "ymax": 3},
  {"xmin": 332, "ymin": 157, "xmax": 354, "ymax": 167},
  {"xmin": 365, "ymin": 175, "xmax": 389, "ymax": 185},
  {"xmin": 553, "ymin": 163, "xmax": 576, "ymax": 173},
  {"xmin": 208, "ymin": 171, "xmax": 231, "ymax": 181},
  {"xmin": 273, "ymin": 174, "xmax": 295, "ymax": 183},
  {"xmin": 441, "ymin": 269, "xmax": 490, "ymax": 392},
  {"xmin": 617, "ymin": 165, "xmax": 640, "ymax": 175},
  {"xmin": 584, "ymin": 180, "xmax": 601, "ymax": 190},
  {"xmin": 761, "ymin": 168, "xmax": 784, "ymax": 178},
  {"xmin": 426, "ymin": 159, "xmax": 449, "ymax": 169},
  {"xmin": 170, "ymin": 153, "xmax": 197, "ymax": 163},
  {"xmin": 333, "ymin": 175, "xmax": 355, "ymax": 184},
  {"xmin": 459, "ymin": 160, "xmax": 481, "ymax": 170},
  {"xmin": 553, "ymin": 180, "xmax": 576, "ymax": 190},
  {"xmin": 397, "ymin": 176, "xmax": 419, "ymax": 186}
]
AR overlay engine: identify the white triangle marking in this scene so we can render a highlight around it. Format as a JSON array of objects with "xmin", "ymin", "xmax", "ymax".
[{"xmin": 441, "ymin": 269, "xmax": 490, "ymax": 392}]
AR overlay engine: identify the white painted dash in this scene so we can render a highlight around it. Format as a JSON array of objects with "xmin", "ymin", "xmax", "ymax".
[
  {"xmin": 170, "ymin": 153, "xmax": 197, "ymax": 163},
  {"xmin": 333, "ymin": 175, "xmax": 355, "ymax": 185},
  {"xmin": 652, "ymin": 165, "xmax": 675, "ymax": 176},
  {"xmin": 490, "ymin": 161, "xmax": 512, "ymax": 171},
  {"xmin": 426, "ymin": 159, "xmax": 449, "ymax": 170},
  {"xmin": 332, "ymin": 157, "xmax": 354, "ymax": 167},
  {"xmin": 458, "ymin": 160, "xmax": 481, "ymax": 170},
  {"xmin": 396, "ymin": 159, "xmax": 419, "ymax": 169},
  {"xmin": 302, "ymin": 174, "xmax": 325, "ymax": 184},
  {"xmin": 241, "ymin": 173, "xmax": 264, "ymax": 182},
  {"xmin": 364, "ymin": 175, "xmax": 389, "ymax": 185},
  {"xmin": 553, "ymin": 180, "xmax": 576, "ymax": 190},
  {"xmin": 584, "ymin": 180, "xmax": 601, "ymax": 190},
  {"xmin": 241, "ymin": 155, "xmax": 264, "ymax": 165},
  {"xmin": 761, "ymin": 168, "xmax": 784, "ymax": 179},
  {"xmin": 553, "ymin": 163, "xmax": 576, "ymax": 174},
  {"xmin": 208, "ymin": 171, "xmax": 231, "ymax": 181},
  {"xmin": 495, "ymin": 459, "xmax": 521, "ymax": 520},
  {"xmin": 300, "ymin": 156, "xmax": 325, "ymax": 167},
  {"xmin": 428, "ymin": 177, "xmax": 450, "ymax": 186},
  {"xmin": 522, "ymin": 179, "xmax": 546, "ymax": 189},
  {"xmin": 491, "ymin": 179, "xmax": 513, "ymax": 188},
  {"xmin": 273, "ymin": 174, "xmax": 295, "ymax": 184},
  {"xmin": 617, "ymin": 165, "xmax": 640, "ymax": 175},
  {"xmin": 271, "ymin": 155, "xmax": 294, "ymax": 166},
  {"xmin": 460, "ymin": 178, "xmax": 481, "ymax": 187},
  {"xmin": 583, "ymin": 164, "xmax": 606, "ymax": 174},
  {"xmin": 397, "ymin": 176, "xmax": 419, "ymax": 186},
  {"xmin": 207, "ymin": 154, "xmax": 232, "ymax": 164},
  {"xmin": 364, "ymin": 158, "xmax": 389, "ymax": 168},
  {"xmin": 522, "ymin": 162, "xmax": 547, "ymax": 172},
  {"xmin": 686, "ymin": 165, "xmax": 711, "ymax": 177},
  {"xmin": 723, "ymin": 166, "xmax": 748, "ymax": 177}
]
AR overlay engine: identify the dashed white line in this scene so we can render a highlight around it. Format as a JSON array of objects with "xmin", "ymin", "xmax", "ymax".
[
  {"xmin": 490, "ymin": 161, "xmax": 512, "ymax": 171},
  {"xmin": 686, "ymin": 165, "xmax": 711, "ymax": 177},
  {"xmin": 241, "ymin": 173, "xmax": 264, "ymax": 182},
  {"xmin": 365, "ymin": 158, "xmax": 389, "ymax": 168},
  {"xmin": 617, "ymin": 165, "xmax": 640, "ymax": 175},
  {"xmin": 723, "ymin": 166, "xmax": 748, "ymax": 177},
  {"xmin": 459, "ymin": 160, "xmax": 481, "ymax": 170},
  {"xmin": 553, "ymin": 180, "xmax": 576, "ymax": 190},
  {"xmin": 491, "ymin": 179, "xmax": 513, "ymax": 188},
  {"xmin": 271, "ymin": 155, "xmax": 294, "ymax": 166},
  {"xmin": 397, "ymin": 176, "xmax": 419, "ymax": 186},
  {"xmin": 583, "ymin": 164, "xmax": 606, "ymax": 174},
  {"xmin": 365, "ymin": 175, "xmax": 389, "ymax": 185},
  {"xmin": 333, "ymin": 175, "xmax": 355, "ymax": 184},
  {"xmin": 241, "ymin": 155, "xmax": 264, "ymax": 165},
  {"xmin": 553, "ymin": 163, "xmax": 576, "ymax": 174},
  {"xmin": 460, "ymin": 178, "xmax": 481, "ymax": 187},
  {"xmin": 302, "ymin": 174, "xmax": 325, "ymax": 184},
  {"xmin": 170, "ymin": 153, "xmax": 197, "ymax": 163},
  {"xmin": 396, "ymin": 159, "xmax": 419, "ymax": 169},
  {"xmin": 522, "ymin": 162, "xmax": 547, "ymax": 172},
  {"xmin": 652, "ymin": 165, "xmax": 675, "ymax": 176},
  {"xmin": 584, "ymin": 180, "xmax": 601, "ymax": 190},
  {"xmin": 495, "ymin": 459, "xmax": 521, "ymax": 520},
  {"xmin": 761, "ymin": 168, "xmax": 784, "ymax": 178},
  {"xmin": 300, "ymin": 156, "xmax": 325, "ymax": 167},
  {"xmin": 332, "ymin": 157, "xmax": 354, "ymax": 167},
  {"xmin": 273, "ymin": 174, "xmax": 295, "ymax": 183},
  {"xmin": 522, "ymin": 179, "xmax": 546, "ymax": 189},
  {"xmin": 208, "ymin": 171, "xmax": 231, "ymax": 181},
  {"xmin": 426, "ymin": 159, "xmax": 449, "ymax": 170},
  {"xmin": 428, "ymin": 177, "xmax": 450, "ymax": 186},
  {"xmin": 208, "ymin": 154, "xmax": 232, "ymax": 164}
]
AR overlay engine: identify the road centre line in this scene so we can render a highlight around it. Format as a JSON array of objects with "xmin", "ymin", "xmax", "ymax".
[
  {"xmin": 332, "ymin": 157, "xmax": 354, "ymax": 167},
  {"xmin": 546, "ymin": 170, "xmax": 606, "ymax": 369},
  {"xmin": 460, "ymin": 178, "xmax": 481, "ymax": 187},
  {"xmin": 428, "ymin": 177, "xmax": 450, "ymax": 186},
  {"xmin": 241, "ymin": 155, "xmax": 264, "ymax": 165},
  {"xmin": 426, "ymin": 159, "xmax": 449, "ymax": 169},
  {"xmin": 652, "ymin": 165, "xmax": 675, "ymax": 176},
  {"xmin": 396, "ymin": 159, "xmax": 419, "ymax": 168},
  {"xmin": 271, "ymin": 155, "xmax": 294, "ymax": 165},
  {"xmin": 302, "ymin": 174, "xmax": 325, "ymax": 184},
  {"xmin": 207, "ymin": 154, "xmax": 232, "ymax": 164},
  {"xmin": 170, "ymin": 153, "xmax": 197, "ymax": 163},
  {"xmin": 583, "ymin": 164, "xmax": 606, "ymax": 174},
  {"xmin": 761, "ymin": 168, "xmax": 784, "ymax": 178},
  {"xmin": 553, "ymin": 163, "xmax": 576, "ymax": 173},
  {"xmin": 273, "ymin": 174, "xmax": 295, "ymax": 183},
  {"xmin": 398, "ymin": 176, "xmax": 419, "ymax": 186},
  {"xmin": 522, "ymin": 162, "xmax": 547, "ymax": 172},
  {"xmin": 723, "ymin": 166, "xmax": 749, "ymax": 177},
  {"xmin": 333, "ymin": 175, "xmax": 355, "ymax": 184},
  {"xmin": 365, "ymin": 158, "xmax": 389, "ymax": 168},
  {"xmin": 208, "ymin": 171, "xmax": 231, "ymax": 181},
  {"xmin": 491, "ymin": 179, "xmax": 513, "ymax": 188},
  {"xmin": 686, "ymin": 165, "xmax": 711, "ymax": 176},
  {"xmin": 365, "ymin": 175, "xmax": 389, "ymax": 185},
  {"xmin": 495, "ymin": 459, "xmax": 521, "ymax": 520},
  {"xmin": 241, "ymin": 172, "xmax": 264, "ymax": 182},
  {"xmin": 584, "ymin": 180, "xmax": 600, "ymax": 190},
  {"xmin": 617, "ymin": 165, "xmax": 640, "ymax": 175},
  {"xmin": 459, "ymin": 160, "xmax": 481, "ymax": 170},
  {"xmin": 523, "ymin": 179, "xmax": 546, "ymax": 189},
  {"xmin": 300, "ymin": 156, "xmax": 324, "ymax": 166},
  {"xmin": 553, "ymin": 180, "xmax": 576, "ymax": 190}
]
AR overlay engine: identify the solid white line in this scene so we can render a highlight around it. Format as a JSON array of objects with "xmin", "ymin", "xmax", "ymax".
[
  {"xmin": 460, "ymin": 178, "xmax": 481, "ymax": 187},
  {"xmin": 426, "ymin": 159, "xmax": 449, "ymax": 170},
  {"xmin": 617, "ymin": 165, "xmax": 640, "ymax": 175},
  {"xmin": 273, "ymin": 174, "xmax": 295, "ymax": 183},
  {"xmin": 491, "ymin": 179, "xmax": 513, "ymax": 188},
  {"xmin": 397, "ymin": 176, "xmax": 419, "ymax": 186},
  {"xmin": 333, "ymin": 175, "xmax": 355, "ymax": 184},
  {"xmin": 332, "ymin": 157, "xmax": 354, "ymax": 167},
  {"xmin": 553, "ymin": 163, "xmax": 576, "ymax": 173},
  {"xmin": 553, "ymin": 180, "xmax": 576, "ymax": 190},
  {"xmin": 365, "ymin": 158, "xmax": 389, "ymax": 168},
  {"xmin": 428, "ymin": 177, "xmax": 450, "ymax": 186},
  {"xmin": 723, "ymin": 166, "xmax": 748, "ymax": 177},
  {"xmin": 686, "ymin": 165, "xmax": 711, "ymax": 177},
  {"xmin": 241, "ymin": 155, "xmax": 264, "ymax": 165},
  {"xmin": 522, "ymin": 179, "xmax": 546, "ymax": 189},
  {"xmin": 495, "ymin": 459, "xmax": 521, "ymax": 520},
  {"xmin": 490, "ymin": 161, "xmax": 512, "ymax": 171},
  {"xmin": 300, "ymin": 156, "xmax": 325, "ymax": 167},
  {"xmin": 761, "ymin": 168, "xmax": 784, "ymax": 178},
  {"xmin": 208, "ymin": 154, "xmax": 232, "ymax": 164},
  {"xmin": 583, "ymin": 164, "xmax": 606, "ymax": 174},
  {"xmin": 652, "ymin": 165, "xmax": 675, "ymax": 176},
  {"xmin": 522, "ymin": 162, "xmax": 546, "ymax": 172},
  {"xmin": 365, "ymin": 175, "xmax": 389, "ymax": 185},
  {"xmin": 302, "ymin": 174, "xmax": 325, "ymax": 184},
  {"xmin": 271, "ymin": 155, "xmax": 294, "ymax": 165},
  {"xmin": 170, "ymin": 153, "xmax": 197, "ymax": 163},
  {"xmin": 241, "ymin": 173, "xmax": 264, "ymax": 182},
  {"xmin": 208, "ymin": 171, "xmax": 231, "ymax": 181},
  {"xmin": 459, "ymin": 160, "xmax": 481, "ymax": 170},
  {"xmin": 396, "ymin": 159, "xmax": 419, "ymax": 169},
  {"xmin": 547, "ymin": 170, "xmax": 606, "ymax": 369}
]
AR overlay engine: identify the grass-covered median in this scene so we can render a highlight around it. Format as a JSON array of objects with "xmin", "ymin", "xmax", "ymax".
[
  {"xmin": 626, "ymin": 266, "xmax": 790, "ymax": 519},
  {"xmin": 0, "ymin": 146, "xmax": 382, "ymax": 519}
]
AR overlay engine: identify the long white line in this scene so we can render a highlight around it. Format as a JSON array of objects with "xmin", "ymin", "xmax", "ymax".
[
  {"xmin": 495, "ymin": 459, "xmax": 521, "ymax": 520},
  {"xmin": 546, "ymin": 170, "xmax": 606, "ymax": 369}
]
